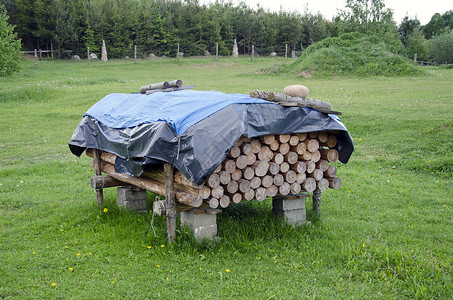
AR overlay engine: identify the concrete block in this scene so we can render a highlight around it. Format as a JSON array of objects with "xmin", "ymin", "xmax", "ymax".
[
  {"xmin": 116, "ymin": 187, "xmax": 147, "ymax": 211},
  {"xmin": 192, "ymin": 224, "xmax": 218, "ymax": 240},
  {"xmin": 272, "ymin": 198, "xmax": 306, "ymax": 212},
  {"xmin": 180, "ymin": 209, "xmax": 221, "ymax": 240},
  {"xmin": 276, "ymin": 208, "xmax": 307, "ymax": 226},
  {"xmin": 180, "ymin": 211, "xmax": 217, "ymax": 228}
]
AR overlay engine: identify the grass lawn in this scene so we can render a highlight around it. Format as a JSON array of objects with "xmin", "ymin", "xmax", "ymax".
[{"xmin": 0, "ymin": 57, "xmax": 452, "ymax": 299}]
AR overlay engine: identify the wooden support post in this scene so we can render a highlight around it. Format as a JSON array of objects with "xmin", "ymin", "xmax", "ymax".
[
  {"xmin": 51, "ymin": 41, "xmax": 53, "ymax": 59},
  {"xmin": 34, "ymin": 49, "xmax": 38, "ymax": 68},
  {"xmin": 134, "ymin": 45, "xmax": 137, "ymax": 64},
  {"xmin": 312, "ymin": 189, "xmax": 321, "ymax": 216},
  {"xmin": 87, "ymin": 47, "xmax": 90, "ymax": 67},
  {"xmin": 164, "ymin": 163, "xmax": 176, "ymax": 243},
  {"xmin": 252, "ymin": 45, "xmax": 254, "ymax": 61},
  {"xmin": 285, "ymin": 44, "xmax": 288, "ymax": 59},
  {"xmin": 93, "ymin": 149, "xmax": 104, "ymax": 206},
  {"xmin": 216, "ymin": 42, "xmax": 218, "ymax": 61}
]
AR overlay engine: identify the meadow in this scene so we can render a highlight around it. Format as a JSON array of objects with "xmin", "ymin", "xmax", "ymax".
[{"xmin": 0, "ymin": 57, "xmax": 451, "ymax": 299}]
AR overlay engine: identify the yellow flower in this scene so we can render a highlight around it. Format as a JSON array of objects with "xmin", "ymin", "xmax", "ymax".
[
  {"xmin": 358, "ymin": 138, "xmax": 362, "ymax": 141},
  {"xmin": 111, "ymin": 281, "xmax": 115, "ymax": 284},
  {"xmin": 147, "ymin": 246, "xmax": 152, "ymax": 249},
  {"xmin": 160, "ymin": 244, "xmax": 165, "ymax": 248},
  {"xmin": 69, "ymin": 268, "xmax": 73, "ymax": 271},
  {"xmin": 166, "ymin": 278, "xmax": 169, "ymax": 281},
  {"xmin": 362, "ymin": 244, "xmax": 365, "ymax": 248},
  {"xmin": 199, "ymin": 267, "xmax": 202, "ymax": 270},
  {"xmin": 103, "ymin": 208, "xmax": 108, "ymax": 213},
  {"xmin": 226, "ymin": 269, "xmax": 230, "ymax": 273},
  {"xmin": 77, "ymin": 253, "xmax": 81, "ymax": 256},
  {"xmin": 87, "ymin": 253, "xmax": 92, "ymax": 255},
  {"xmin": 51, "ymin": 283, "xmax": 56, "ymax": 287},
  {"xmin": 156, "ymin": 265, "xmax": 160, "ymax": 268},
  {"xmin": 32, "ymin": 251, "xmax": 36, "ymax": 254}
]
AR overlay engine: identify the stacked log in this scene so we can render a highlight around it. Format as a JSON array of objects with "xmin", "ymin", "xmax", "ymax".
[{"xmin": 86, "ymin": 131, "xmax": 342, "ymax": 212}]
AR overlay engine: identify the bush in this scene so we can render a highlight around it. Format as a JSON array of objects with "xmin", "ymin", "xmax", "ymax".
[
  {"xmin": 279, "ymin": 32, "xmax": 423, "ymax": 77},
  {"xmin": 428, "ymin": 30, "xmax": 453, "ymax": 64},
  {"xmin": 0, "ymin": 6, "xmax": 21, "ymax": 76}
]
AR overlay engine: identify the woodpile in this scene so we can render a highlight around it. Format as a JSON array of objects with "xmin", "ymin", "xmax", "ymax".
[{"xmin": 86, "ymin": 131, "xmax": 342, "ymax": 212}]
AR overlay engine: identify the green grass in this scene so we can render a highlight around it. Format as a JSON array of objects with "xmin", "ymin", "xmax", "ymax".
[{"xmin": 0, "ymin": 57, "xmax": 452, "ymax": 298}]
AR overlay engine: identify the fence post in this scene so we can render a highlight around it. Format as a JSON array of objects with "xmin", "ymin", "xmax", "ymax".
[
  {"xmin": 285, "ymin": 44, "xmax": 288, "ymax": 59},
  {"xmin": 134, "ymin": 45, "xmax": 137, "ymax": 64},
  {"xmin": 252, "ymin": 45, "xmax": 254, "ymax": 61},
  {"xmin": 216, "ymin": 42, "xmax": 218, "ymax": 61},
  {"xmin": 414, "ymin": 53, "xmax": 417, "ymax": 62},
  {"xmin": 34, "ymin": 49, "xmax": 38, "ymax": 68},
  {"xmin": 177, "ymin": 43, "xmax": 180, "ymax": 58},
  {"xmin": 87, "ymin": 47, "xmax": 90, "ymax": 67},
  {"xmin": 51, "ymin": 41, "xmax": 53, "ymax": 59}
]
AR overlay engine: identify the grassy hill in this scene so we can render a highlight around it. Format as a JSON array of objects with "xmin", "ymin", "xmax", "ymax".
[{"xmin": 279, "ymin": 33, "xmax": 424, "ymax": 77}]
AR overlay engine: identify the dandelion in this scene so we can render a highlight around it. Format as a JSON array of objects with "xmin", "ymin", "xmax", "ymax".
[
  {"xmin": 166, "ymin": 278, "xmax": 169, "ymax": 281},
  {"xmin": 147, "ymin": 246, "xmax": 152, "ymax": 249},
  {"xmin": 199, "ymin": 267, "xmax": 202, "ymax": 271},
  {"xmin": 362, "ymin": 244, "xmax": 365, "ymax": 248},
  {"xmin": 103, "ymin": 208, "xmax": 108, "ymax": 213},
  {"xmin": 160, "ymin": 244, "xmax": 165, "ymax": 248},
  {"xmin": 156, "ymin": 265, "xmax": 160, "ymax": 268},
  {"xmin": 226, "ymin": 269, "xmax": 230, "ymax": 273},
  {"xmin": 111, "ymin": 281, "xmax": 115, "ymax": 284},
  {"xmin": 87, "ymin": 253, "xmax": 92, "ymax": 255},
  {"xmin": 69, "ymin": 268, "xmax": 73, "ymax": 271},
  {"xmin": 358, "ymin": 138, "xmax": 362, "ymax": 141},
  {"xmin": 51, "ymin": 283, "xmax": 56, "ymax": 287},
  {"xmin": 77, "ymin": 253, "xmax": 81, "ymax": 256},
  {"xmin": 60, "ymin": 229, "xmax": 64, "ymax": 231},
  {"xmin": 32, "ymin": 251, "xmax": 36, "ymax": 254}
]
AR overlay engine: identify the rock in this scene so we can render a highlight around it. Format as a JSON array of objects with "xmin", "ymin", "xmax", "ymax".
[
  {"xmin": 232, "ymin": 39, "xmax": 238, "ymax": 58},
  {"xmin": 204, "ymin": 50, "xmax": 211, "ymax": 56},
  {"xmin": 177, "ymin": 52, "xmax": 184, "ymax": 58},
  {"xmin": 269, "ymin": 52, "xmax": 277, "ymax": 57},
  {"xmin": 71, "ymin": 55, "xmax": 80, "ymax": 60},
  {"xmin": 101, "ymin": 40, "xmax": 108, "ymax": 61},
  {"xmin": 125, "ymin": 56, "xmax": 130, "ymax": 59},
  {"xmin": 89, "ymin": 53, "xmax": 97, "ymax": 60},
  {"xmin": 149, "ymin": 53, "xmax": 156, "ymax": 58},
  {"xmin": 283, "ymin": 85, "xmax": 309, "ymax": 98}
]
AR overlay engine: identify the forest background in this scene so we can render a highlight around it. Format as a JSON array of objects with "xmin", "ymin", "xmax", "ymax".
[{"xmin": 1, "ymin": 0, "xmax": 453, "ymax": 63}]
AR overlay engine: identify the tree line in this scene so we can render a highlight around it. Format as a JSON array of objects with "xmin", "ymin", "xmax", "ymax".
[{"xmin": 1, "ymin": 0, "xmax": 453, "ymax": 62}]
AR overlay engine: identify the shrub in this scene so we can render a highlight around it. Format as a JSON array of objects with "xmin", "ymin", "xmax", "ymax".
[
  {"xmin": 428, "ymin": 30, "xmax": 453, "ymax": 64},
  {"xmin": 0, "ymin": 6, "xmax": 21, "ymax": 76}
]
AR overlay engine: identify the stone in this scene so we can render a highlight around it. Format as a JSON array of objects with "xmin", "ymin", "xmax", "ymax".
[
  {"xmin": 71, "ymin": 55, "xmax": 80, "ymax": 60},
  {"xmin": 116, "ymin": 187, "xmax": 147, "ymax": 211},
  {"xmin": 269, "ymin": 52, "xmax": 277, "ymax": 57},
  {"xmin": 232, "ymin": 39, "xmax": 238, "ymax": 58},
  {"xmin": 180, "ymin": 209, "xmax": 221, "ymax": 240},
  {"xmin": 283, "ymin": 85, "xmax": 309, "ymax": 98},
  {"xmin": 125, "ymin": 55, "xmax": 130, "ymax": 59},
  {"xmin": 204, "ymin": 50, "xmax": 211, "ymax": 56},
  {"xmin": 101, "ymin": 40, "xmax": 108, "ymax": 62},
  {"xmin": 272, "ymin": 196, "xmax": 307, "ymax": 226},
  {"xmin": 89, "ymin": 53, "xmax": 97, "ymax": 60},
  {"xmin": 149, "ymin": 53, "xmax": 156, "ymax": 58}
]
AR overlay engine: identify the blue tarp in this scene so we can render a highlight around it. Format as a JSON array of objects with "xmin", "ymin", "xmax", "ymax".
[
  {"xmin": 85, "ymin": 90, "xmax": 272, "ymax": 134},
  {"xmin": 70, "ymin": 90, "xmax": 354, "ymax": 184}
]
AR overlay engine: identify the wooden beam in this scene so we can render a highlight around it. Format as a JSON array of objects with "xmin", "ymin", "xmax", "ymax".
[{"xmin": 164, "ymin": 163, "xmax": 176, "ymax": 243}]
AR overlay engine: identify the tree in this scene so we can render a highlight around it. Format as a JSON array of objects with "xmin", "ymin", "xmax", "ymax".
[
  {"xmin": 428, "ymin": 30, "xmax": 453, "ymax": 64},
  {"xmin": 406, "ymin": 28, "xmax": 428, "ymax": 61},
  {"xmin": 0, "ymin": 5, "xmax": 21, "ymax": 76},
  {"xmin": 398, "ymin": 15, "xmax": 420, "ymax": 46},
  {"xmin": 423, "ymin": 13, "xmax": 446, "ymax": 39},
  {"xmin": 335, "ymin": 0, "xmax": 396, "ymax": 36}
]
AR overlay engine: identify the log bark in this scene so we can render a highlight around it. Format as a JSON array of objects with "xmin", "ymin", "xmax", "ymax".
[
  {"xmin": 261, "ymin": 135, "xmax": 275, "ymax": 145},
  {"xmin": 324, "ymin": 165, "xmax": 337, "ymax": 178},
  {"xmin": 90, "ymin": 175, "xmax": 125, "ymax": 189},
  {"xmin": 273, "ymin": 153, "xmax": 284, "ymax": 165},
  {"xmin": 250, "ymin": 177, "xmax": 262, "ymax": 189},
  {"xmin": 93, "ymin": 149, "xmax": 104, "ymax": 206},
  {"xmin": 280, "ymin": 162, "xmax": 290, "ymax": 173},
  {"xmin": 251, "ymin": 139, "xmax": 262, "ymax": 153},
  {"xmin": 270, "ymin": 140, "xmax": 280, "ymax": 151},
  {"xmin": 296, "ymin": 133, "xmax": 307, "ymax": 141},
  {"xmin": 290, "ymin": 182, "xmax": 301, "ymax": 194},
  {"xmin": 229, "ymin": 146, "xmax": 241, "ymax": 158},
  {"xmin": 164, "ymin": 163, "xmax": 176, "ymax": 243},
  {"xmin": 236, "ymin": 155, "xmax": 249, "ymax": 169},
  {"xmin": 241, "ymin": 143, "xmax": 253, "ymax": 155},
  {"xmin": 226, "ymin": 180, "xmax": 238, "ymax": 194},
  {"xmin": 246, "ymin": 152, "xmax": 257, "ymax": 165},
  {"xmin": 305, "ymin": 161, "xmax": 316, "ymax": 173},
  {"xmin": 207, "ymin": 173, "xmax": 220, "ymax": 188},
  {"xmin": 310, "ymin": 151, "xmax": 321, "ymax": 163},
  {"xmin": 284, "ymin": 151, "xmax": 298, "ymax": 165},
  {"xmin": 238, "ymin": 179, "xmax": 251, "ymax": 193},
  {"xmin": 302, "ymin": 178, "xmax": 317, "ymax": 192},
  {"xmin": 243, "ymin": 167, "xmax": 255, "ymax": 180},
  {"xmin": 326, "ymin": 135, "xmax": 337, "ymax": 148},
  {"xmin": 261, "ymin": 175, "xmax": 274, "ymax": 188},
  {"xmin": 206, "ymin": 198, "xmax": 219, "ymax": 209},
  {"xmin": 316, "ymin": 159, "xmax": 330, "ymax": 172},
  {"xmin": 219, "ymin": 195, "xmax": 230, "ymax": 208},
  {"xmin": 231, "ymin": 193, "xmax": 242, "ymax": 203},
  {"xmin": 255, "ymin": 187, "xmax": 267, "ymax": 202},
  {"xmin": 268, "ymin": 162, "xmax": 280, "ymax": 175},
  {"xmin": 284, "ymin": 170, "xmax": 297, "ymax": 184},
  {"xmin": 231, "ymin": 169, "xmax": 242, "ymax": 181},
  {"xmin": 328, "ymin": 177, "xmax": 342, "ymax": 190},
  {"xmin": 258, "ymin": 146, "xmax": 273, "ymax": 161},
  {"xmin": 291, "ymin": 161, "xmax": 307, "ymax": 174},
  {"xmin": 219, "ymin": 171, "xmax": 231, "ymax": 185},
  {"xmin": 279, "ymin": 182, "xmax": 291, "ymax": 196},
  {"xmin": 224, "ymin": 159, "xmax": 237, "ymax": 173},
  {"xmin": 278, "ymin": 134, "xmax": 291, "ymax": 144},
  {"xmin": 292, "ymin": 143, "xmax": 307, "ymax": 155},
  {"xmin": 273, "ymin": 174, "xmax": 284, "ymax": 186},
  {"xmin": 266, "ymin": 185, "xmax": 278, "ymax": 197},
  {"xmin": 317, "ymin": 178, "xmax": 329, "ymax": 192},
  {"xmin": 211, "ymin": 186, "xmax": 224, "ymax": 199},
  {"xmin": 296, "ymin": 172, "xmax": 307, "ymax": 185},
  {"xmin": 305, "ymin": 139, "xmax": 320, "ymax": 153},
  {"xmin": 320, "ymin": 149, "xmax": 339, "ymax": 163},
  {"xmin": 289, "ymin": 135, "xmax": 299, "ymax": 146},
  {"xmin": 244, "ymin": 189, "xmax": 255, "ymax": 201},
  {"xmin": 278, "ymin": 143, "xmax": 290, "ymax": 155},
  {"xmin": 252, "ymin": 161, "xmax": 269, "ymax": 177},
  {"xmin": 309, "ymin": 169, "xmax": 324, "ymax": 181}
]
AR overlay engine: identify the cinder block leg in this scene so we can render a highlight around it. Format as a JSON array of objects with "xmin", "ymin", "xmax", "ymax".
[
  {"xmin": 272, "ymin": 196, "xmax": 307, "ymax": 226},
  {"xmin": 180, "ymin": 209, "xmax": 221, "ymax": 241},
  {"xmin": 312, "ymin": 189, "xmax": 321, "ymax": 216},
  {"xmin": 116, "ymin": 187, "xmax": 147, "ymax": 212}
]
